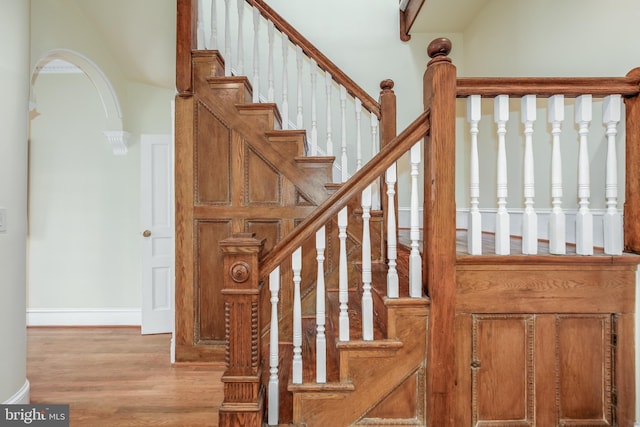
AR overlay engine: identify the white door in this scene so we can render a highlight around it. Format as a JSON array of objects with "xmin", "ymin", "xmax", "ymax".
[{"xmin": 141, "ymin": 134, "xmax": 174, "ymax": 334}]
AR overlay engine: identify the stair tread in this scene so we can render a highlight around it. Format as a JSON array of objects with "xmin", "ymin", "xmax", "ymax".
[{"xmin": 297, "ymin": 289, "xmax": 387, "ymax": 386}]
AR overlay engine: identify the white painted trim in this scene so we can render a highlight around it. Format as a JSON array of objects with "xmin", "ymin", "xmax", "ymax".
[
  {"xmin": 31, "ymin": 49, "xmax": 124, "ymax": 130},
  {"xmin": 35, "ymin": 59, "xmax": 83, "ymax": 74},
  {"xmin": 26, "ymin": 308, "xmax": 141, "ymax": 326},
  {"xmin": 103, "ymin": 130, "xmax": 130, "ymax": 155},
  {"xmin": 399, "ymin": 0, "xmax": 410, "ymax": 12},
  {"xmin": 3, "ymin": 380, "xmax": 30, "ymax": 404},
  {"xmin": 398, "ymin": 207, "xmax": 621, "ymax": 248}
]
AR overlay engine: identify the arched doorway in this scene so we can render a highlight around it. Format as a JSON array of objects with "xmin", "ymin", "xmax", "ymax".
[{"xmin": 28, "ymin": 50, "xmax": 140, "ymax": 326}]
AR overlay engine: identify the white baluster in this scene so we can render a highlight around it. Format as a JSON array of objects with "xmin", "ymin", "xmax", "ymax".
[
  {"xmin": 548, "ymin": 95, "xmax": 566, "ymax": 254},
  {"xmin": 310, "ymin": 59, "xmax": 318, "ymax": 155},
  {"xmin": 209, "ymin": 0, "xmax": 218, "ymax": 50},
  {"xmin": 296, "ymin": 46, "xmax": 303, "ymax": 129},
  {"xmin": 338, "ymin": 207, "xmax": 350, "ymax": 341},
  {"xmin": 370, "ymin": 114, "xmax": 381, "ymax": 210},
  {"xmin": 575, "ymin": 95, "xmax": 593, "ymax": 255},
  {"xmin": 494, "ymin": 95, "xmax": 510, "ymax": 255},
  {"xmin": 355, "ymin": 98, "xmax": 363, "ymax": 170},
  {"xmin": 235, "ymin": 0, "xmax": 244, "ymax": 75},
  {"xmin": 281, "ymin": 33, "xmax": 289, "ymax": 130},
  {"xmin": 223, "ymin": 0, "xmax": 231, "ymax": 76},
  {"xmin": 325, "ymin": 72, "xmax": 333, "ymax": 157},
  {"xmin": 292, "ymin": 247, "xmax": 303, "ymax": 384},
  {"xmin": 268, "ymin": 266, "xmax": 280, "ymax": 425},
  {"xmin": 371, "ymin": 114, "xmax": 379, "ymax": 156},
  {"xmin": 340, "ymin": 86, "xmax": 348, "ymax": 182},
  {"xmin": 386, "ymin": 162, "xmax": 399, "ymax": 298},
  {"xmin": 315, "ymin": 227, "xmax": 326, "ymax": 383},
  {"xmin": 361, "ymin": 185, "xmax": 373, "ymax": 341},
  {"xmin": 251, "ymin": 8, "xmax": 260, "ymax": 103},
  {"xmin": 467, "ymin": 95, "xmax": 482, "ymax": 255},
  {"xmin": 267, "ymin": 21, "xmax": 275, "ymax": 102},
  {"xmin": 603, "ymin": 94, "xmax": 622, "ymax": 255},
  {"xmin": 409, "ymin": 143, "xmax": 422, "ymax": 298},
  {"xmin": 197, "ymin": 0, "xmax": 206, "ymax": 49},
  {"xmin": 521, "ymin": 95, "xmax": 538, "ymax": 254}
]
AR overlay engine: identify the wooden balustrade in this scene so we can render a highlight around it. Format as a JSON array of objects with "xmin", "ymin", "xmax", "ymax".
[{"xmin": 457, "ymin": 72, "xmax": 640, "ymax": 256}]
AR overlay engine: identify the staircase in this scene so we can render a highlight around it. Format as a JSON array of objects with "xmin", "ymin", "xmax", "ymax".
[
  {"xmin": 175, "ymin": 1, "xmax": 640, "ymax": 426},
  {"xmin": 187, "ymin": 48, "xmax": 430, "ymax": 425}
]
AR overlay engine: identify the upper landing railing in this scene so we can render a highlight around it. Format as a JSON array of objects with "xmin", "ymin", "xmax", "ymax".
[{"xmin": 456, "ymin": 72, "xmax": 640, "ymax": 256}]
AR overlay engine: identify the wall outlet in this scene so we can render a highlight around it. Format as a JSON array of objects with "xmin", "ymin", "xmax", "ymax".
[{"xmin": 0, "ymin": 208, "xmax": 6, "ymax": 233}]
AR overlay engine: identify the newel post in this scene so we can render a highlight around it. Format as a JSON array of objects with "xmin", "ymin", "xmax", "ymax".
[
  {"xmin": 624, "ymin": 68, "xmax": 640, "ymax": 253},
  {"xmin": 380, "ymin": 79, "xmax": 398, "ymax": 233},
  {"xmin": 218, "ymin": 233, "xmax": 266, "ymax": 427},
  {"xmin": 176, "ymin": 0, "xmax": 197, "ymax": 96},
  {"xmin": 422, "ymin": 38, "xmax": 457, "ymax": 427}
]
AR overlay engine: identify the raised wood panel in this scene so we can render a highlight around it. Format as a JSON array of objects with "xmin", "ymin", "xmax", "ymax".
[
  {"xmin": 246, "ymin": 147, "xmax": 281, "ymax": 205},
  {"xmin": 556, "ymin": 315, "xmax": 613, "ymax": 425},
  {"xmin": 363, "ymin": 366, "xmax": 423, "ymax": 420},
  {"xmin": 196, "ymin": 220, "xmax": 232, "ymax": 341},
  {"xmin": 245, "ymin": 219, "xmax": 281, "ymax": 254},
  {"xmin": 196, "ymin": 101, "xmax": 231, "ymax": 204},
  {"xmin": 456, "ymin": 265, "xmax": 635, "ymax": 314},
  {"xmin": 471, "ymin": 315, "xmax": 534, "ymax": 426}
]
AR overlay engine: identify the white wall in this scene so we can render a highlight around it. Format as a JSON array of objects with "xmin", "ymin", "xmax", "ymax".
[
  {"xmin": 28, "ymin": 0, "xmax": 175, "ymax": 324},
  {"xmin": 29, "ymin": 73, "xmax": 141, "ymax": 310},
  {"xmin": 463, "ymin": 0, "xmax": 640, "ymax": 78},
  {"xmin": 453, "ymin": 0, "xmax": 637, "ymax": 215},
  {"xmin": 0, "ymin": 0, "xmax": 30, "ymax": 404}
]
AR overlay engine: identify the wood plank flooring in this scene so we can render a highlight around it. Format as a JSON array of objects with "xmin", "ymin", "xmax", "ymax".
[{"xmin": 27, "ymin": 327, "xmax": 225, "ymax": 427}]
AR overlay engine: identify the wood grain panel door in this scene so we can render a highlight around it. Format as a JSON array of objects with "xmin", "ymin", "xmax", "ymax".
[
  {"xmin": 555, "ymin": 314, "xmax": 614, "ymax": 426},
  {"xmin": 457, "ymin": 313, "xmax": 616, "ymax": 426},
  {"xmin": 471, "ymin": 314, "xmax": 534, "ymax": 426}
]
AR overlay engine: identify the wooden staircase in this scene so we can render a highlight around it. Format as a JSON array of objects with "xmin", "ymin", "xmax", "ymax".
[
  {"xmin": 290, "ymin": 288, "xmax": 428, "ymax": 426},
  {"xmin": 186, "ymin": 47, "xmax": 430, "ymax": 426},
  {"xmin": 176, "ymin": 2, "xmax": 640, "ymax": 426}
]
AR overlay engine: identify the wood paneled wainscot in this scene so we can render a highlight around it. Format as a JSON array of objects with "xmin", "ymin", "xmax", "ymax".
[{"xmin": 455, "ymin": 259, "xmax": 637, "ymax": 426}]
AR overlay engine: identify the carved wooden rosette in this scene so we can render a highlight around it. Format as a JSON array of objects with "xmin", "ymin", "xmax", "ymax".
[{"xmin": 219, "ymin": 233, "xmax": 265, "ymax": 427}]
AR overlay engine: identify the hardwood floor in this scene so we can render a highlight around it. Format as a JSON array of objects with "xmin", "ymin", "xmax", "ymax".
[{"xmin": 27, "ymin": 327, "xmax": 225, "ymax": 426}]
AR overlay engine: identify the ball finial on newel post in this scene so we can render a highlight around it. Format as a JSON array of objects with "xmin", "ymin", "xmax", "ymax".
[
  {"xmin": 380, "ymin": 79, "xmax": 394, "ymax": 92},
  {"xmin": 427, "ymin": 37, "xmax": 452, "ymax": 66}
]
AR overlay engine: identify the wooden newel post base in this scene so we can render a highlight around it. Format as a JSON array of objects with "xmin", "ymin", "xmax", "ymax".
[{"xmin": 218, "ymin": 233, "xmax": 266, "ymax": 427}]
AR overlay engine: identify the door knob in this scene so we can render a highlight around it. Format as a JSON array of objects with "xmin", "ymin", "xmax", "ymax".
[{"xmin": 143, "ymin": 230, "xmax": 152, "ymax": 237}]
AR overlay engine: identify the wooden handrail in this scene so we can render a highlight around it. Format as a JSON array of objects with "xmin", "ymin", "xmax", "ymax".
[
  {"xmin": 457, "ymin": 76, "xmax": 640, "ymax": 98},
  {"xmin": 259, "ymin": 110, "xmax": 430, "ymax": 278},
  {"xmin": 246, "ymin": 0, "xmax": 381, "ymax": 119}
]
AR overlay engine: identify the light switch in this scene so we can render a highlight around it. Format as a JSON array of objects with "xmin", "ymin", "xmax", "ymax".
[{"xmin": 0, "ymin": 208, "xmax": 6, "ymax": 233}]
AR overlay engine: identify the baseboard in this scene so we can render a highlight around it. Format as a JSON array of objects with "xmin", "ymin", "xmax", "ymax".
[
  {"xmin": 26, "ymin": 308, "xmax": 141, "ymax": 326},
  {"xmin": 397, "ymin": 207, "xmax": 615, "ymax": 248},
  {"xmin": 3, "ymin": 379, "xmax": 30, "ymax": 404}
]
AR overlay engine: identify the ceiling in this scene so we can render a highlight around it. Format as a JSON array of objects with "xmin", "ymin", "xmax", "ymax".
[
  {"xmin": 410, "ymin": 0, "xmax": 489, "ymax": 33},
  {"xmin": 61, "ymin": 0, "xmax": 481, "ymax": 90},
  {"xmin": 69, "ymin": 0, "xmax": 177, "ymax": 89}
]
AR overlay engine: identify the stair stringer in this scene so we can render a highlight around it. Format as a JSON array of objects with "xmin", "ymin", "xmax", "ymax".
[{"xmin": 290, "ymin": 298, "xmax": 429, "ymax": 427}]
